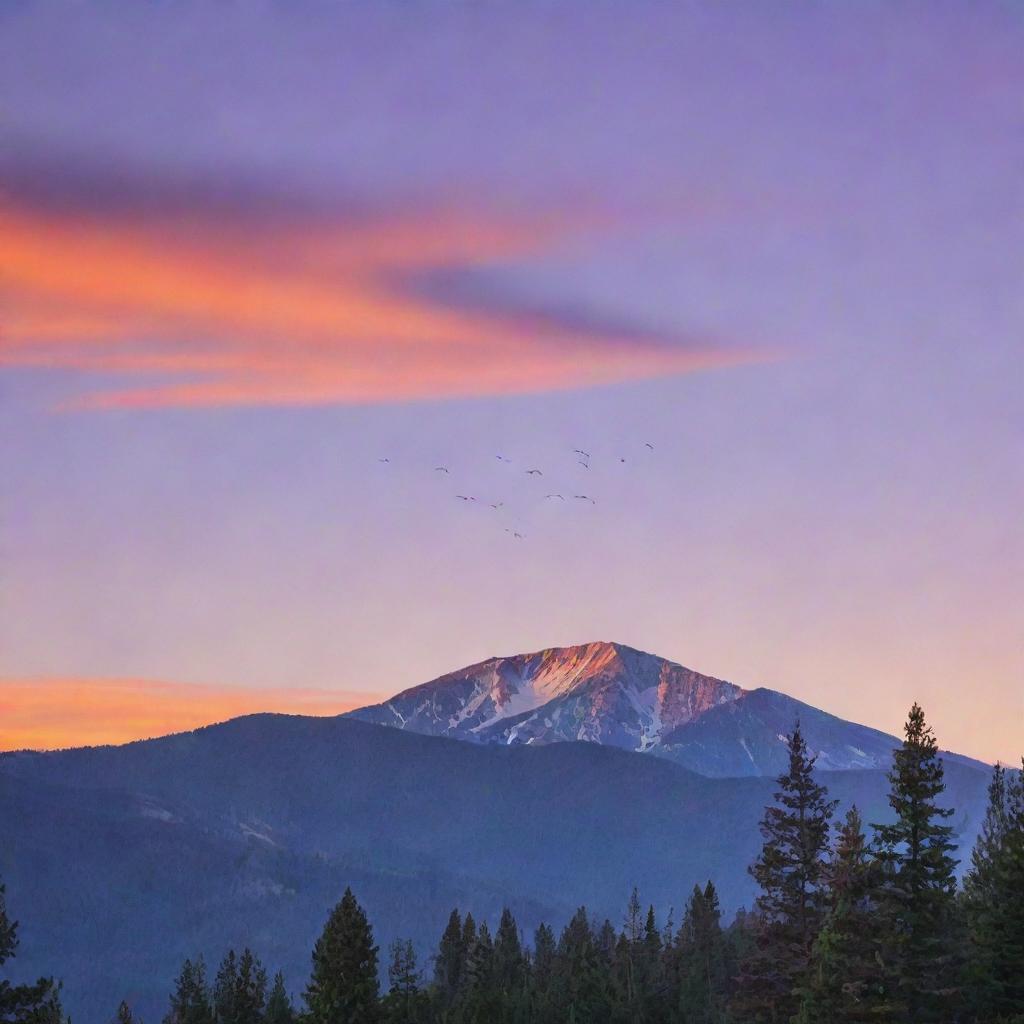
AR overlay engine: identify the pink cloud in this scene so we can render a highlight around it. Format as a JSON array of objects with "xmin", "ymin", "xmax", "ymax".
[{"xmin": 0, "ymin": 166, "xmax": 763, "ymax": 410}]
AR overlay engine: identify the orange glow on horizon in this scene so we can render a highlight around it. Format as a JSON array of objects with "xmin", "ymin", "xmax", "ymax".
[{"xmin": 0, "ymin": 677, "xmax": 379, "ymax": 752}]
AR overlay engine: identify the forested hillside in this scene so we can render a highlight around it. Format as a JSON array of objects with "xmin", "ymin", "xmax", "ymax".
[{"xmin": 0, "ymin": 708, "xmax": 1015, "ymax": 1019}]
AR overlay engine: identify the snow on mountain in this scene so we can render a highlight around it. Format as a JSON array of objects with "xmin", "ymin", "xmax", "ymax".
[
  {"xmin": 347, "ymin": 641, "xmax": 988, "ymax": 778},
  {"xmin": 347, "ymin": 641, "xmax": 744, "ymax": 756}
]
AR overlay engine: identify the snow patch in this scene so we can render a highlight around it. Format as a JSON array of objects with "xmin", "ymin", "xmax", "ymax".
[
  {"xmin": 139, "ymin": 804, "xmax": 177, "ymax": 823},
  {"xmin": 240, "ymin": 824, "xmax": 279, "ymax": 847}
]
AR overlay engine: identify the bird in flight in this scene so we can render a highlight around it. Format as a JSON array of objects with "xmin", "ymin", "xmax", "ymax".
[
  {"xmin": 574, "ymin": 495, "xmax": 596, "ymax": 503},
  {"xmin": 545, "ymin": 494, "xmax": 565, "ymax": 500},
  {"xmin": 456, "ymin": 495, "xmax": 476, "ymax": 502},
  {"xmin": 526, "ymin": 469, "xmax": 543, "ymax": 476},
  {"xmin": 645, "ymin": 442, "xmax": 655, "ymax": 451},
  {"xmin": 619, "ymin": 457, "xmax": 626, "ymax": 463},
  {"xmin": 489, "ymin": 502, "xmax": 504, "ymax": 509},
  {"xmin": 574, "ymin": 449, "xmax": 590, "ymax": 458},
  {"xmin": 504, "ymin": 528, "xmax": 525, "ymax": 539},
  {"xmin": 496, "ymin": 455, "xmax": 512, "ymax": 463},
  {"xmin": 577, "ymin": 460, "xmax": 590, "ymax": 469},
  {"xmin": 435, "ymin": 466, "xmax": 450, "ymax": 473},
  {"xmin": 378, "ymin": 457, "xmax": 390, "ymax": 463}
]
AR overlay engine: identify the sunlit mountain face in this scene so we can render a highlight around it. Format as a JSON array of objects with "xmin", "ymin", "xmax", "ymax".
[
  {"xmin": 346, "ymin": 642, "xmax": 981, "ymax": 777},
  {"xmin": 347, "ymin": 642, "xmax": 743, "ymax": 750}
]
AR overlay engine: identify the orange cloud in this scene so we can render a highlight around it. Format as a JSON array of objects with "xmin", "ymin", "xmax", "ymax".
[
  {"xmin": 0, "ymin": 172, "xmax": 759, "ymax": 410},
  {"xmin": 0, "ymin": 677, "xmax": 378, "ymax": 751}
]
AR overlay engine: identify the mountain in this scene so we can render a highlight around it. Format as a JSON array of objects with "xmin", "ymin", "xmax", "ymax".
[
  {"xmin": 0, "ymin": 715, "xmax": 991, "ymax": 1023},
  {"xmin": 346, "ymin": 641, "xmax": 967, "ymax": 777},
  {"xmin": 347, "ymin": 641, "xmax": 742, "ymax": 752}
]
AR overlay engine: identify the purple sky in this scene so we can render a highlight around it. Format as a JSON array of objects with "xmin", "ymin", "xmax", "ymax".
[{"xmin": 1, "ymin": 2, "xmax": 1022, "ymax": 760}]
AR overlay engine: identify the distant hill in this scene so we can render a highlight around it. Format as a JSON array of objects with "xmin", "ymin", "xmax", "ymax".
[
  {"xmin": 346, "ymin": 641, "xmax": 984, "ymax": 776},
  {"xmin": 0, "ymin": 713, "xmax": 991, "ymax": 1023}
]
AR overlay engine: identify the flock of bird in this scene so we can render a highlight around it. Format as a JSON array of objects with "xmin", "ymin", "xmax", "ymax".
[{"xmin": 377, "ymin": 443, "xmax": 656, "ymax": 539}]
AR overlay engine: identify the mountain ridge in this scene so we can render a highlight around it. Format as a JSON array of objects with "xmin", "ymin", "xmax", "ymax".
[
  {"xmin": 346, "ymin": 641, "xmax": 987, "ymax": 777},
  {"xmin": 347, "ymin": 640, "xmax": 742, "ymax": 753}
]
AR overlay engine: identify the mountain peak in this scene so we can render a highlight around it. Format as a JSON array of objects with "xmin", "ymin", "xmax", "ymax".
[
  {"xmin": 346, "ymin": 642, "xmax": 988, "ymax": 778},
  {"xmin": 347, "ymin": 641, "xmax": 745, "ymax": 754}
]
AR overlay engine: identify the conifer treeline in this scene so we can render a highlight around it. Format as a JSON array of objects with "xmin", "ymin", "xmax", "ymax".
[
  {"xmin": 1, "ymin": 704, "xmax": 1021, "ymax": 1023},
  {"xmin": 147, "ymin": 704, "xmax": 1023, "ymax": 1024}
]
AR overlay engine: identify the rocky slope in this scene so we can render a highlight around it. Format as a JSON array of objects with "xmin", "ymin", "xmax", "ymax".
[{"xmin": 347, "ymin": 642, "xmax": 961, "ymax": 777}]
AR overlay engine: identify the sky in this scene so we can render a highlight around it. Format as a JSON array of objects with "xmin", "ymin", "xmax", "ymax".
[{"xmin": 1, "ymin": 1, "xmax": 1021, "ymax": 761}]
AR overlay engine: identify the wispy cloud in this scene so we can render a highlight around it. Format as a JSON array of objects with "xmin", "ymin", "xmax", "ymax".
[
  {"xmin": 0, "ymin": 677, "xmax": 378, "ymax": 751},
  {"xmin": 0, "ymin": 157, "xmax": 759, "ymax": 410}
]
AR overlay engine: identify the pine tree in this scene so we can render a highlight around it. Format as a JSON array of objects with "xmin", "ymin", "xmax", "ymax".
[
  {"xmin": 492, "ymin": 908, "xmax": 527, "ymax": 1000},
  {"xmin": 305, "ymin": 887, "xmax": 381, "ymax": 1024},
  {"xmin": 530, "ymin": 923, "xmax": 558, "ymax": 1023},
  {"xmin": 0, "ymin": 878, "xmax": 64, "ymax": 1024},
  {"xmin": 595, "ymin": 920, "xmax": 617, "ymax": 970},
  {"xmin": 553, "ymin": 908, "xmax": 609, "ymax": 1023},
  {"xmin": 213, "ymin": 951, "xmax": 238, "ymax": 1024},
  {"xmin": 457, "ymin": 921, "xmax": 497, "ymax": 1022},
  {"xmin": 676, "ymin": 882, "xmax": 726, "ymax": 1024},
  {"xmin": 455, "ymin": 914, "xmax": 477, "ymax": 1008},
  {"xmin": 387, "ymin": 939, "xmax": 420, "ymax": 997},
  {"xmin": 964, "ymin": 758, "xmax": 1024, "ymax": 1020},
  {"xmin": 639, "ymin": 906, "xmax": 663, "ymax": 1022},
  {"xmin": 962, "ymin": 763, "xmax": 1009, "ymax": 1020},
  {"xmin": 433, "ymin": 909, "xmax": 465, "ymax": 1007},
  {"xmin": 617, "ymin": 887, "xmax": 644, "ymax": 1021},
  {"xmin": 466, "ymin": 920, "xmax": 493, "ymax": 993},
  {"xmin": 610, "ymin": 932, "xmax": 634, "ymax": 1019},
  {"xmin": 733, "ymin": 721, "xmax": 837, "ymax": 1023},
  {"xmin": 163, "ymin": 957, "xmax": 214, "ymax": 1024},
  {"xmin": 796, "ymin": 806, "xmax": 882, "ymax": 1022},
  {"xmin": 965, "ymin": 765, "xmax": 1009, "ymax": 906},
  {"xmin": 872, "ymin": 702, "xmax": 959, "ymax": 1023},
  {"xmin": 114, "ymin": 1000, "xmax": 138, "ymax": 1024},
  {"xmin": 623, "ymin": 888, "xmax": 643, "ymax": 947},
  {"xmin": 383, "ymin": 940, "xmax": 424, "ymax": 1024},
  {"xmin": 264, "ymin": 973, "xmax": 295, "ymax": 1024},
  {"xmin": 213, "ymin": 948, "xmax": 266, "ymax": 1024},
  {"xmin": 642, "ymin": 905, "xmax": 662, "ymax": 976}
]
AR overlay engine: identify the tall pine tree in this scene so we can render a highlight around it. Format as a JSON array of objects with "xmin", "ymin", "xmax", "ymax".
[
  {"xmin": 552, "ymin": 908, "xmax": 609, "ymax": 1023},
  {"xmin": 639, "ymin": 906, "xmax": 664, "ymax": 1023},
  {"xmin": 163, "ymin": 958, "xmax": 214, "ymax": 1024},
  {"xmin": 433, "ymin": 909, "xmax": 465, "ymax": 1009},
  {"xmin": 796, "ymin": 805, "xmax": 882, "ymax": 1022},
  {"xmin": 305, "ymin": 887, "xmax": 380, "ymax": 1024},
  {"xmin": 264, "ymin": 973, "xmax": 295, "ymax": 1024},
  {"xmin": 962, "ymin": 763, "xmax": 1009, "ymax": 1019},
  {"xmin": 213, "ymin": 948, "xmax": 266, "ymax": 1024},
  {"xmin": 617, "ymin": 888, "xmax": 644, "ymax": 1021},
  {"xmin": 676, "ymin": 882, "xmax": 726, "ymax": 1024},
  {"xmin": 383, "ymin": 939, "xmax": 425, "ymax": 1024},
  {"xmin": 457, "ymin": 921, "xmax": 497, "ymax": 1022},
  {"xmin": 492, "ymin": 908, "xmax": 527, "ymax": 1011},
  {"xmin": 733, "ymin": 721, "xmax": 836, "ymax": 1023},
  {"xmin": 963, "ymin": 757, "xmax": 1024, "ymax": 1020},
  {"xmin": 872, "ymin": 702, "xmax": 959, "ymax": 1023},
  {"xmin": 530, "ymin": 923, "xmax": 557, "ymax": 1024}
]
